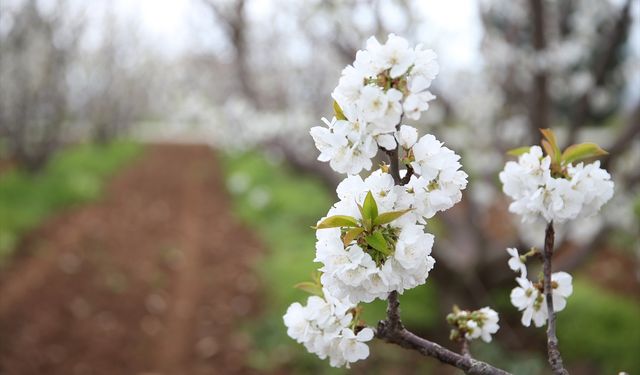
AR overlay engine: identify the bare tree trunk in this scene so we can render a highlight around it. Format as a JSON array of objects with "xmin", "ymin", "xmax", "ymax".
[{"xmin": 529, "ymin": 0, "xmax": 550, "ymax": 137}]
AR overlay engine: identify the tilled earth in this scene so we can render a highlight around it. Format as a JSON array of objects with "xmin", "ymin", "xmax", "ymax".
[{"xmin": 0, "ymin": 145, "xmax": 263, "ymax": 375}]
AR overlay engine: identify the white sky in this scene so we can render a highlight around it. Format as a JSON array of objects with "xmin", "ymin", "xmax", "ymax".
[{"xmin": 113, "ymin": 0, "xmax": 484, "ymax": 67}]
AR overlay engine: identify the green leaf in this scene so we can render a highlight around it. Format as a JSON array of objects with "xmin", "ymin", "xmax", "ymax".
[
  {"xmin": 362, "ymin": 191, "xmax": 378, "ymax": 221},
  {"xmin": 507, "ymin": 146, "xmax": 532, "ymax": 157},
  {"xmin": 342, "ymin": 227, "xmax": 364, "ymax": 246},
  {"xmin": 541, "ymin": 139, "xmax": 555, "ymax": 160},
  {"xmin": 356, "ymin": 202, "xmax": 372, "ymax": 231},
  {"xmin": 373, "ymin": 208, "xmax": 412, "ymax": 226},
  {"xmin": 365, "ymin": 231, "xmax": 390, "ymax": 255},
  {"xmin": 294, "ymin": 281, "xmax": 323, "ymax": 296},
  {"xmin": 561, "ymin": 142, "xmax": 608, "ymax": 165},
  {"xmin": 316, "ymin": 215, "xmax": 359, "ymax": 229},
  {"xmin": 333, "ymin": 100, "xmax": 346, "ymax": 121}
]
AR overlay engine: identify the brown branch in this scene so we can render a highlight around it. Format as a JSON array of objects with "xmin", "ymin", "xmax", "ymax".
[
  {"xmin": 376, "ymin": 322, "xmax": 511, "ymax": 375},
  {"xmin": 543, "ymin": 223, "xmax": 568, "ymax": 375},
  {"xmin": 400, "ymin": 164, "xmax": 414, "ymax": 185},
  {"xmin": 384, "ymin": 147, "xmax": 402, "ymax": 185}
]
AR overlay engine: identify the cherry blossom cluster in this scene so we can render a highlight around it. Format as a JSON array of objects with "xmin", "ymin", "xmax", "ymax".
[
  {"xmin": 316, "ymin": 171, "xmax": 437, "ymax": 304},
  {"xmin": 310, "ymin": 34, "xmax": 439, "ymax": 175},
  {"xmin": 507, "ymin": 247, "xmax": 573, "ymax": 327},
  {"xmin": 447, "ymin": 306, "xmax": 500, "ymax": 343},
  {"xmin": 285, "ymin": 34, "xmax": 481, "ymax": 368},
  {"xmin": 499, "ymin": 144, "xmax": 614, "ymax": 223},
  {"xmin": 283, "ymin": 292, "xmax": 374, "ymax": 368}
]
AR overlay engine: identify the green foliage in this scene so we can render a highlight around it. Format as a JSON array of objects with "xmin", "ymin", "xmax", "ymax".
[
  {"xmin": 0, "ymin": 142, "xmax": 142, "ymax": 262},
  {"xmin": 557, "ymin": 279, "xmax": 640, "ymax": 374},
  {"xmin": 222, "ymin": 151, "xmax": 439, "ymax": 373},
  {"xmin": 507, "ymin": 146, "xmax": 532, "ymax": 157},
  {"xmin": 333, "ymin": 100, "xmax": 346, "ymax": 121},
  {"xmin": 561, "ymin": 142, "xmax": 608, "ymax": 164},
  {"xmin": 316, "ymin": 215, "xmax": 359, "ymax": 229}
]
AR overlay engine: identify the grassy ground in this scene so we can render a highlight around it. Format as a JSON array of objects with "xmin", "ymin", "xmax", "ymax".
[
  {"xmin": 223, "ymin": 150, "xmax": 640, "ymax": 374},
  {"xmin": 0, "ymin": 141, "xmax": 142, "ymax": 262},
  {"xmin": 558, "ymin": 279, "xmax": 640, "ymax": 373}
]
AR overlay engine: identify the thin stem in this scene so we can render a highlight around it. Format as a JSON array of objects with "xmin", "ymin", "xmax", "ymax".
[
  {"xmin": 385, "ymin": 290, "xmax": 402, "ymax": 330},
  {"xmin": 543, "ymin": 222, "xmax": 568, "ymax": 375},
  {"xmin": 385, "ymin": 146, "xmax": 401, "ymax": 185},
  {"xmin": 461, "ymin": 338, "xmax": 471, "ymax": 358}
]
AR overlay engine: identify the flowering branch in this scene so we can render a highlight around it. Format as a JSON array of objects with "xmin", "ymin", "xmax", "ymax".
[
  {"xmin": 542, "ymin": 223, "xmax": 568, "ymax": 375},
  {"xmin": 375, "ymin": 133, "xmax": 510, "ymax": 375},
  {"xmin": 501, "ymin": 129, "xmax": 613, "ymax": 374},
  {"xmin": 288, "ymin": 34, "xmax": 509, "ymax": 373}
]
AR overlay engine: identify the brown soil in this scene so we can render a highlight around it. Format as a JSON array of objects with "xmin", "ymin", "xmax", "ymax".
[{"xmin": 0, "ymin": 144, "xmax": 263, "ymax": 375}]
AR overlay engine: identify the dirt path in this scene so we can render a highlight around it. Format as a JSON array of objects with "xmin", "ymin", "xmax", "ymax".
[{"xmin": 0, "ymin": 144, "xmax": 263, "ymax": 375}]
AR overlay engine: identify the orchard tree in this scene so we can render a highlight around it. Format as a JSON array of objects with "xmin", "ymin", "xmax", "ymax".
[{"xmin": 0, "ymin": 0, "xmax": 83, "ymax": 170}]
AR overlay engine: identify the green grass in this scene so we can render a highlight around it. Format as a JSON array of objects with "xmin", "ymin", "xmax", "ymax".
[
  {"xmin": 222, "ymin": 152, "xmax": 439, "ymax": 374},
  {"xmin": 0, "ymin": 141, "xmax": 142, "ymax": 262},
  {"xmin": 557, "ymin": 279, "xmax": 640, "ymax": 374}
]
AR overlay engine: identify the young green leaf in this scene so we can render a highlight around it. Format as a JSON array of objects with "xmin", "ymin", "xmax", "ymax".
[
  {"xmin": 333, "ymin": 100, "xmax": 347, "ymax": 121},
  {"xmin": 507, "ymin": 146, "xmax": 532, "ymax": 157},
  {"xmin": 342, "ymin": 227, "xmax": 364, "ymax": 246},
  {"xmin": 362, "ymin": 191, "xmax": 378, "ymax": 221},
  {"xmin": 540, "ymin": 128, "xmax": 561, "ymax": 163},
  {"xmin": 541, "ymin": 139, "xmax": 556, "ymax": 160},
  {"xmin": 316, "ymin": 215, "xmax": 359, "ymax": 229},
  {"xmin": 294, "ymin": 281, "xmax": 323, "ymax": 296},
  {"xmin": 373, "ymin": 208, "xmax": 412, "ymax": 226},
  {"xmin": 561, "ymin": 142, "xmax": 608, "ymax": 165},
  {"xmin": 311, "ymin": 270, "xmax": 322, "ymax": 285},
  {"xmin": 365, "ymin": 231, "xmax": 390, "ymax": 255}
]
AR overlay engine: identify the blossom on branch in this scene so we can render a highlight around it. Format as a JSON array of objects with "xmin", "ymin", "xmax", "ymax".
[
  {"xmin": 315, "ymin": 174, "xmax": 436, "ymax": 303},
  {"xmin": 311, "ymin": 34, "xmax": 439, "ymax": 176},
  {"xmin": 499, "ymin": 132, "xmax": 614, "ymax": 223},
  {"xmin": 287, "ymin": 34, "xmax": 474, "ymax": 369},
  {"xmin": 506, "ymin": 247, "xmax": 527, "ymax": 277},
  {"xmin": 283, "ymin": 293, "xmax": 374, "ymax": 368},
  {"xmin": 510, "ymin": 272, "xmax": 573, "ymax": 327},
  {"xmin": 447, "ymin": 306, "xmax": 500, "ymax": 343}
]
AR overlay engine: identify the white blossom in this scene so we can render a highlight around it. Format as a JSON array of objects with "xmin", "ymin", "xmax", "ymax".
[
  {"xmin": 317, "ymin": 34, "xmax": 439, "ymax": 175},
  {"xmin": 510, "ymin": 272, "xmax": 573, "ymax": 327},
  {"xmin": 401, "ymin": 134, "xmax": 468, "ymax": 221},
  {"xmin": 465, "ymin": 307, "xmax": 500, "ymax": 343},
  {"xmin": 315, "ymin": 171, "xmax": 436, "ymax": 304},
  {"xmin": 510, "ymin": 277, "xmax": 547, "ymax": 327},
  {"xmin": 506, "ymin": 247, "xmax": 527, "ymax": 277},
  {"xmin": 396, "ymin": 125, "xmax": 418, "ymax": 149},
  {"xmin": 310, "ymin": 116, "xmax": 377, "ymax": 175},
  {"xmin": 283, "ymin": 294, "xmax": 374, "ymax": 368},
  {"xmin": 448, "ymin": 306, "xmax": 500, "ymax": 343},
  {"xmin": 499, "ymin": 146, "xmax": 614, "ymax": 223},
  {"xmin": 476, "ymin": 307, "xmax": 500, "ymax": 343}
]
